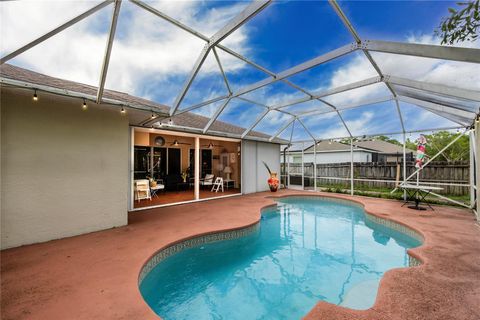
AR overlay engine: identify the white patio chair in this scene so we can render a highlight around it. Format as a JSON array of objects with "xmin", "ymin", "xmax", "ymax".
[
  {"xmin": 135, "ymin": 179, "xmax": 151, "ymax": 202},
  {"xmin": 200, "ymin": 174, "xmax": 214, "ymax": 189},
  {"xmin": 211, "ymin": 177, "xmax": 224, "ymax": 193}
]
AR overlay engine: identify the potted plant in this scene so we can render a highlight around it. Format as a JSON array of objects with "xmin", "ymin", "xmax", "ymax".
[
  {"xmin": 147, "ymin": 175, "xmax": 157, "ymax": 188},
  {"xmin": 262, "ymin": 161, "xmax": 279, "ymax": 192}
]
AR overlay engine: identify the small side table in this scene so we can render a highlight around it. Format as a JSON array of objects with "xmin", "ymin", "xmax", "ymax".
[
  {"xmin": 223, "ymin": 179, "xmax": 235, "ymax": 190},
  {"xmin": 400, "ymin": 184, "xmax": 443, "ymax": 210},
  {"xmin": 150, "ymin": 185, "xmax": 164, "ymax": 198}
]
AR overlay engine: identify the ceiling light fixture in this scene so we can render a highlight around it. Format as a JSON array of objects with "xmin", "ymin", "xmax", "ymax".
[
  {"xmin": 151, "ymin": 113, "xmax": 156, "ymax": 119},
  {"xmin": 82, "ymin": 98, "xmax": 87, "ymax": 110},
  {"xmin": 120, "ymin": 107, "xmax": 126, "ymax": 114},
  {"xmin": 33, "ymin": 89, "xmax": 38, "ymax": 101}
]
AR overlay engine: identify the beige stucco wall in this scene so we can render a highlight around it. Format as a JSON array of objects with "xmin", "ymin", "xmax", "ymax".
[{"xmin": 1, "ymin": 88, "xmax": 129, "ymax": 249}]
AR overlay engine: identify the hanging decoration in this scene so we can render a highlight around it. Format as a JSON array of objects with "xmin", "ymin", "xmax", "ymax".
[{"xmin": 415, "ymin": 134, "xmax": 428, "ymax": 169}]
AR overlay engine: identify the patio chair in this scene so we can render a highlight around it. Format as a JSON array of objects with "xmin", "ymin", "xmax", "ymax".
[
  {"xmin": 135, "ymin": 179, "xmax": 151, "ymax": 202},
  {"xmin": 212, "ymin": 177, "xmax": 224, "ymax": 193},
  {"xmin": 200, "ymin": 174, "xmax": 214, "ymax": 189}
]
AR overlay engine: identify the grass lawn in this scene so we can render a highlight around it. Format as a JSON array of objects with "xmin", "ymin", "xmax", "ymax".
[{"xmin": 311, "ymin": 182, "xmax": 470, "ymax": 207}]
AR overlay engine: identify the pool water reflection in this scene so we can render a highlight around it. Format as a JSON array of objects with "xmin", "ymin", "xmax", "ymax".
[{"xmin": 140, "ymin": 197, "xmax": 421, "ymax": 320}]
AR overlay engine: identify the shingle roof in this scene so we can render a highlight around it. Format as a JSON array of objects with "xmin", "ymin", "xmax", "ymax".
[
  {"xmin": 289, "ymin": 140, "xmax": 363, "ymax": 152},
  {"xmin": 0, "ymin": 64, "xmax": 275, "ymax": 141},
  {"xmin": 353, "ymin": 140, "xmax": 416, "ymax": 154}
]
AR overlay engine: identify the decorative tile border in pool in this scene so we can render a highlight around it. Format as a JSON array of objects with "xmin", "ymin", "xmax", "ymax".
[
  {"xmin": 273, "ymin": 195, "xmax": 366, "ymax": 209},
  {"xmin": 364, "ymin": 212, "xmax": 424, "ymax": 244},
  {"xmin": 138, "ymin": 223, "xmax": 260, "ymax": 285},
  {"xmin": 408, "ymin": 255, "xmax": 422, "ymax": 267}
]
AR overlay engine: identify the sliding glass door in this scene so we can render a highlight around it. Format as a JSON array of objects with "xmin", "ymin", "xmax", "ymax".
[{"xmin": 189, "ymin": 149, "xmax": 212, "ymax": 178}]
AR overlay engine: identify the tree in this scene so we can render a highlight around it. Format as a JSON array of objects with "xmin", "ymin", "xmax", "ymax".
[
  {"xmin": 372, "ymin": 135, "xmax": 402, "ymax": 146},
  {"xmin": 406, "ymin": 131, "xmax": 469, "ymax": 162},
  {"xmin": 435, "ymin": 0, "xmax": 480, "ymax": 44},
  {"xmin": 339, "ymin": 135, "xmax": 402, "ymax": 145}
]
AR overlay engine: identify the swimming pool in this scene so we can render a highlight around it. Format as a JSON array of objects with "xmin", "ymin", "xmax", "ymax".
[{"xmin": 139, "ymin": 196, "xmax": 422, "ymax": 320}]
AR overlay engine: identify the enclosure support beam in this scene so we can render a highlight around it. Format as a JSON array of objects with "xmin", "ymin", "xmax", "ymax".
[
  {"xmin": 350, "ymin": 138, "xmax": 354, "ymax": 196},
  {"xmin": 301, "ymin": 142, "xmax": 305, "ymax": 190},
  {"xmin": 170, "ymin": 45, "xmax": 211, "ymax": 116},
  {"xmin": 289, "ymin": 120, "xmax": 296, "ymax": 145},
  {"xmin": 403, "ymin": 132, "xmax": 407, "ymax": 201},
  {"xmin": 130, "ymin": 0, "xmax": 209, "ymax": 41},
  {"xmin": 194, "ymin": 137, "xmax": 200, "ymax": 200},
  {"xmin": 399, "ymin": 95, "xmax": 476, "ymax": 118},
  {"xmin": 328, "ymin": 0, "xmax": 396, "ymax": 95},
  {"xmin": 212, "ymin": 48, "xmax": 232, "ymax": 94},
  {"xmin": 297, "ymin": 118, "xmax": 317, "ymax": 142},
  {"xmin": 291, "ymin": 126, "xmax": 463, "ymax": 144},
  {"xmin": 272, "ymin": 76, "xmax": 381, "ymax": 110},
  {"xmin": 287, "ymin": 145, "xmax": 291, "ymax": 188},
  {"xmin": 298, "ymin": 96, "xmax": 393, "ymax": 118},
  {"xmin": 475, "ymin": 120, "xmax": 480, "ymax": 220},
  {"xmin": 398, "ymin": 96, "xmax": 474, "ymax": 125},
  {"xmin": 231, "ymin": 43, "xmax": 358, "ymax": 98},
  {"xmin": 336, "ymin": 111, "xmax": 353, "ymax": 138},
  {"xmin": 469, "ymin": 130, "xmax": 476, "ymax": 209},
  {"xmin": 269, "ymin": 117, "xmax": 296, "ymax": 142},
  {"xmin": 241, "ymin": 109, "xmax": 269, "ymax": 138},
  {"xmin": 314, "ymin": 141, "xmax": 317, "ymax": 191},
  {"xmin": 171, "ymin": 95, "xmax": 230, "ymax": 117},
  {"xmin": 203, "ymin": 97, "xmax": 232, "ymax": 133},
  {"xmin": 394, "ymin": 99, "xmax": 406, "ymax": 134},
  {"xmin": 329, "ymin": 0, "xmax": 409, "ymax": 137},
  {"xmin": 0, "ymin": 0, "xmax": 114, "ymax": 65},
  {"xmin": 209, "ymin": 0, "xmax": 271, "ymax": 44},
  {"xmin": 96, "ymin": 0, "xmax": 122, "ymax": 103},
  {"xmin": 363, "ymin": 39, "xmax": 480, "ymax": 64},
  {"xmin": 170, "ymin": 0, "xmax": 271, "ymax": 116},
  {"xmin": 282, "ymin": 145, "xmax": 287, "ymax": 189},
  {"xmin": 385, "ymin": 75, "xmax": 480, "ymax": 102}
]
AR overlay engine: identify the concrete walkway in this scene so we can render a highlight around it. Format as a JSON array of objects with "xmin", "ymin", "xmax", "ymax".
[{"xmin": 1, "ymin": 190, "xmax": 479, "ymax": 320}]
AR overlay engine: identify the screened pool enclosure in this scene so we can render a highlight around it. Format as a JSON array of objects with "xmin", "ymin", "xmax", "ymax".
[{"xmin": 1, "ymin": 0, "xmax": 479, "ymax": 214}]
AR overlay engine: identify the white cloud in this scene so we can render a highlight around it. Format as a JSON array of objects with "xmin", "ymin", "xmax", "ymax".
[
  {"xmin": 1, "ymin": 0, "xmax": 251, "ymax": 105},
  {"xmin": 2, "ymin": 0, "xmax": 477, "ymax": 137},
  {"xmin": 322, "ymin": 34, "xmax": 480, "ymax": 107}
]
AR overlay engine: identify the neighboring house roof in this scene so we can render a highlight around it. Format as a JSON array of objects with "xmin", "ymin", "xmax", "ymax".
[
  {"xmin": 0, "ymin": 64, "xmax": 277, "ymax": 141},
  {"xmin": 286, "ymin": 139, "xmax": 415, "ymax": 155},
  {"xmin": 353, "ymin": 140, "xmax": 416, "ymax": 154},
  {"xmin": 287, "ymin": 140, "xmax": 364, "ymax": 153}
]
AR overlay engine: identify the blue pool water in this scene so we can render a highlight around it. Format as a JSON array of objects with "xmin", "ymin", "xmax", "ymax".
[{"xmin": 140, "ymin": 197, "xmax": 421, "ymax": 320}]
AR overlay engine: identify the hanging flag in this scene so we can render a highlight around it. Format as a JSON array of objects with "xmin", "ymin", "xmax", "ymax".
[{"xmin": 415, "ymin": 134, "xmax": 427, "ymax": 169}]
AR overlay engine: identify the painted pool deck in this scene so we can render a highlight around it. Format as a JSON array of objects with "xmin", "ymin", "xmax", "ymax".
[{"xmin": 1, "ymin": 190, "xmax": 479, "ymax": 320}]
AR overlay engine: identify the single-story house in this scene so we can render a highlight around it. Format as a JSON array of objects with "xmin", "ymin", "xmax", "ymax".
[
  {"xmin": 283, "ymin": 140, "xmax": 373, "ymax": 164},
  {"xmin": 352, "ymin": 140, "xmax": 416, "ymax": 163},
  {"xmin": 1, "ymin": 64, "xmax": 285, "ymax": 249},
  {"xmin": 282, "ymin": 140, "xmax": 415, "ymax": 164}
]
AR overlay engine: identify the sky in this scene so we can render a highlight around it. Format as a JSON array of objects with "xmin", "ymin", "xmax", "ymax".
[{"xmin": 1, "ymin": 0, "xmax": 479, "ymax": 141}]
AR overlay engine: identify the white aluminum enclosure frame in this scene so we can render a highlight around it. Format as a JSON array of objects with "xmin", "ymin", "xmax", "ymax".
[
  {"xmin": 1, "ymin": 0, "xmax": 479, "ymax": 142},
  {"xmin": 1, "ymin": 0, "xmax": 479, "ymax": 212}
]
